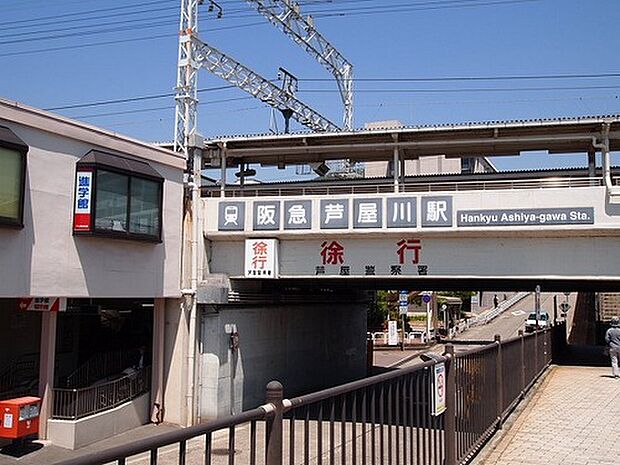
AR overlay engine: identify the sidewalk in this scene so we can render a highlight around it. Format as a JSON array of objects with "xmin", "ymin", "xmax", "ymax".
[
  {"xmin": 474, "ymin": 366, "xmax": 620, "ymax": 465},
  {"xmin": 0, "ymin": 424, "xmax": 181, "ymax": 465}
]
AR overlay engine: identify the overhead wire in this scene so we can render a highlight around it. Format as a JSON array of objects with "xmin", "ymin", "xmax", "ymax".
[
  {"xmin": 5, "ymin": 0, "xmax": 617, "ymax": 129},
  {"xmin": 0, "ymin": 0, "xmax": 541, "ymax": 48}
]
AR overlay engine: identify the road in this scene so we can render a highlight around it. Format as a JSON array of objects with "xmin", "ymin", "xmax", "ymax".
[{"xmin": 395, "ymin": 292, "xmax": 575, "ymax": 368}]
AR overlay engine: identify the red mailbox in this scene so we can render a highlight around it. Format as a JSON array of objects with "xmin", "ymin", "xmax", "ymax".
[{"xmin": 0, "ymin": 397, "xmax": 41, "ymax": 439}]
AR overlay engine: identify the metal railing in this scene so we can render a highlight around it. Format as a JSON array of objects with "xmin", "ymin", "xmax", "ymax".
[
  {"xmin": 0, "ymin": 353, "xmax": 39, "ymax": 400},
  {"xmin": 52, "ymin": 366, "xmax": 151, "ymax": 420},
  {"xmin": 205, "ymin": 177, "xmax": 603, "ymax": 199},
  {"xmin": 468, "ymin": 292, "xmax": 529, "ymax": 327},
  {"xmin": 64, "ymin": 349, "xmax": 139, "ymax": 388},
  {"xmin": 56, "ymin": 325, "xmax": 562, "ymax": 465}
]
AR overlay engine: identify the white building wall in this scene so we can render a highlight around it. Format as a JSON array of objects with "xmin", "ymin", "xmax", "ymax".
[{"xmin": 0, "ymin": 105, "xmax": 184, "ymax": 298}]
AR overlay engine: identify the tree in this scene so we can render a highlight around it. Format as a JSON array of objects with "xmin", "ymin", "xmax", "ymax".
[{"xmin": 367, "ymin": 290, "xmax": 390, "ymax": 331}]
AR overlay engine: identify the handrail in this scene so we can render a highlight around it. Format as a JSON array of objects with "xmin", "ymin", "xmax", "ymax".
[
  {"xmin": 65, "ymin": 349, "xmax": 138, "ymax": 388},
  {"xmin": 55, "ymin": 407, "xmax": 269, "ymax": 465},
  {"xmin": 469, "ymin": 292, "xmax": 529, "ymax": 327},
  {"xmin": 55, "ymin": 323, "xmax": 564, "ymax": 465},
  {"xmin": 52, "ymin": 366, "xmax": 151, "ymax": 420},
  {"xmin": 205, "ymin": 176, "xmax": 604, "ymax": 198},
  {"xmin": 286, "ymin": 357, "xmax": 441, "ymax": 409}
]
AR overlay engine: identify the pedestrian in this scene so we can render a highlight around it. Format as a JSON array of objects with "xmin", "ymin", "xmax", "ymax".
[
  {"xmin": 605, "ymin": 316, "xmax": 620, "ymax": 379},
  {"xmin": 493, "ymin": 294, "xmax": 499, "ymax": 309}
]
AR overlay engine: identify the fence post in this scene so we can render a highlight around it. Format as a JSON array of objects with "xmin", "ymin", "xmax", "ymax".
[
  {"xmin": 494, "ymin": 334, "xmax": 503, "ymax": 429},
  {"xmin": 265, "ymin": 381, "xmax": 284, "ymax": 465},
  {"xmin": 367, "ymin": 337, "xmax": 374, "ymax": 376},
  {"xmin": 535, "ymin": 326, "xmax": 541, "ymax": 373},
  {"xmin": 444, "ymin": 344, "xmax": 456, "ymax": 465},
  {"xmin": 518, "ymin": 330, "xmax": 525, "ymax": 397}
]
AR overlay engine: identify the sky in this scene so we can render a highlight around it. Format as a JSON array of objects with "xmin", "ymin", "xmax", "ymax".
[{"xmin": 1, "ymin": 0, "xmax": 619, "ymax": 175}]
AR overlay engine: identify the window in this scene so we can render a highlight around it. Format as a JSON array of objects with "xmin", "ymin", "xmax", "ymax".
[
  {"xmin": 0, "ymin": 126, "xmax": 28, "ymax": 227},
  {"xmin": 74, "ymin": 150, "xmax": 163, "ymax": 242},
  {"xmin": 460, "ymin": 157, "xmax": 474, "ymax": 174}
]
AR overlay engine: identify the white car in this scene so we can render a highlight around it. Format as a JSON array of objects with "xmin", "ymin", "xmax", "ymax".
[{"xmin": 525, "ymin": 311, "xmax": 550, "ymax": 332}]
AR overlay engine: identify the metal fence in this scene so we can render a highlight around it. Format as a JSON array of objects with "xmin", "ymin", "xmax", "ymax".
[
  {"xmin": 205, "ymin": 177, "xmax": 603, "ymax": 199},
  {"xmin": 55, "ymin": 325, "xmax": 561, "ymax": 465},
  {"xmin": 52, "ymin": 366, "xmax": 151, "ymax": 420},
  {"xmin": 64, "ymin": 349, "xmax": 139, "ymax": 389}
]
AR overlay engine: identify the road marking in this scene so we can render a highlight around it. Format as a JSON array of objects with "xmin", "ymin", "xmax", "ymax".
[{"xmin": 511, "ymin": 310, "xmax": 526, "ymax": 316}]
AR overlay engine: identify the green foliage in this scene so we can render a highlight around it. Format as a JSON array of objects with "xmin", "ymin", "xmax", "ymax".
[{"xmin": 367, "ymin": 290, "xmax": 390, "ymax": 331}]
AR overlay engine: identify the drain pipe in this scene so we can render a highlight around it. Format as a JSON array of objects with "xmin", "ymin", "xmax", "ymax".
[
  {"xmin": 182, "ymin": 144, "xmax": 202, "ymax": 427},
  {"xmin": 592, "ymin": 123, "xmax": 613, "ymax": 191}
]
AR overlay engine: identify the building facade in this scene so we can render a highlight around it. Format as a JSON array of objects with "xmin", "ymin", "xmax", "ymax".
[{"xmin": 0, "ymin": 99, "xmax": 184, "ymax": 448}]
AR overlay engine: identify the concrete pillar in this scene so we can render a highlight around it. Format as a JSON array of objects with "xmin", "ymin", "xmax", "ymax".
[
  {"xmin": 587, "ymin": 149, "xmax": 596, "ymax": 177},
  {"xmin": 150, "ymin": 298, "xmax": 165, "ymax": 423},
  {"xmin": 220, "ymin": 150, "xmax": 226, "ymax": 195},
  {"xmin": 37, "ymin": 311, "xmax": 57, "ymax": 439},
  {"xmin": 163, "ymin": 298, "xmax": 189, "ymax": 426},
  {"xmin": 393, "ymin": 147, "xmax": 400, "ymax": 193}
]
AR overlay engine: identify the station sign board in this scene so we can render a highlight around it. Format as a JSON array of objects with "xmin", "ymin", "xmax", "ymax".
[{"xmin": 216, "ymin": 195, "xmax": 595, "ymax": 233}]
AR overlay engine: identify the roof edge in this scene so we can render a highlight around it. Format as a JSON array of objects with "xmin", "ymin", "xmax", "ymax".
[{"xmin": 0, "ymin": 97, "xmax": 185, "ymax": 170}]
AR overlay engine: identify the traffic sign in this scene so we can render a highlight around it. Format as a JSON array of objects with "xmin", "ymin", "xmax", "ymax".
[
  {"xmin": 432, "ymin": 362, "xmax": 446, "ymax": 415},
  {"xmin": 399, "ymin": 290, "xmax": 408, "ymax": 305},
  {"xmin": 422, "ymin": 293, "xmax": 432, "ymax": 304}
]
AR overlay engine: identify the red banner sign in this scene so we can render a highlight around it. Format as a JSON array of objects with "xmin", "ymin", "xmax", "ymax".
[{"xmin": 18, "ymin": 297, "xmax": 67, "ymax": 312}]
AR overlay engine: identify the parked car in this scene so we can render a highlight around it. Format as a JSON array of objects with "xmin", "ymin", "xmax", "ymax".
[{"xmin": 525, "ymin": 311, "xmax": 550, "ymax": 332}]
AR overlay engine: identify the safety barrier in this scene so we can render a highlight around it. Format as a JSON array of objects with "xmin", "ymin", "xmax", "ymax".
[
  {"xmin": 468, "ymin": 292, "xmax": 529, "ymax": 327},
  {"xmin": 52, "ymin": 366, "xmax": 151, "ymax": 420},
  {"xmin": 55, "ymin": 325, "xmax": 562, "ymax": 465},
  {"xmin": 368, "ymin": 330, "xmax": 431, "ymax": 345},
  {"xmin": 205, "ymin": 177, "xmax": 603, "ymax": 198}
]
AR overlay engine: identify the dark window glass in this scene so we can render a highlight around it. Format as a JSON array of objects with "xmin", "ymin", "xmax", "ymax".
[
  {"xmin": 129, "ymin": 177, "xmax": 160, "ymax": 236},
  {"xmin": 95, "ymin": 170, "xmax": 129, "ymax": 232},
  {"xmin": 0, "ymin": 147, "xmax": 23, "ymax": 222}
]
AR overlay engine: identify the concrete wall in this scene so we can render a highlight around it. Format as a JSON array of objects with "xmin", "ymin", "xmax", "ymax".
[
  {"xmin": 47, "ymin": 392, "xmax": 150, "ymax": 450},
  {"xmin": 364, "ymin": 156, "xmax": 462, "ymax": 178},
  {"xmin": 198, "ymin": 301, "xmax": 367, "ymax": 420},
  {"xmin": 0, "ymin": 104, "xmax": 183, "ymax": 298},
  {"xmin": 209, "ymin": 236, "xmax": 620, "ymax": 281}
]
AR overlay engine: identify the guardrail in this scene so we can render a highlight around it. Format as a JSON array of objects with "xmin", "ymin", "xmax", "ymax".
[
  {"xmin": 368, "ymin": 330, "xmax": 431, "ymax": 345},
  {"xmin": 205, "ymin": 177, "xmax": 604, "ymax": 198},
  {"xmin": 65, "ymin": 349, "xmax": 139, "ymax": 389},
  {"xmin": 52, "ymin": 366, "xmax": 151, "ymax": 420},
  {"xmin": 56, "ymin": 325, "xmax": 561, "ymax": 465},
  {"xmin": 468, "ymin": 292, "xmax": 530, "ymax": 327}
]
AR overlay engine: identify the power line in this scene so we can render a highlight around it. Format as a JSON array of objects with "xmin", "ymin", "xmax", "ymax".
[
  {"xmin": 71, "ymin": 96, "xmax": 255, "ymax": 119},
  {"xmin": 297, "ymin": 85, "xmax": 620, "ymax": 93},
  {"xmin": 312, "ymin": 0, "xmax": 540, "ymax": 18},
  {"xmin": 41, "ymin": 77, "xmax": 620, "ymax": 112},
  {"xmin": 0, "ymin": 0, "xmax": 540, "ymax": 47},
  {"xmin": 44, "ymin": 85, "xmax": 237, "ymax": 111},
  {"xmin": 298, "ymin": 73, "xmax": 620, "ymax": 82},
  {"xmin": 0, "ymin": 0, "xmax": 175, "ymax": 27},
  {"xmin": 0, "ymin": 22, "xmax": 265, "ymax": 58}
]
